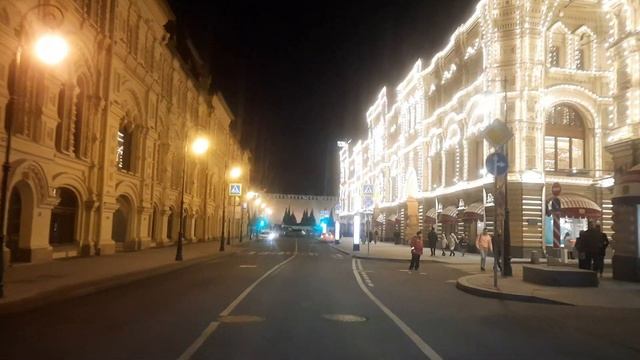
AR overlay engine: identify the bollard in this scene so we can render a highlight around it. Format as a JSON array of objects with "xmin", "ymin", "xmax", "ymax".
[{"xmin": 530, "ymin": 250, "xmax": 540, "ymax": 264}]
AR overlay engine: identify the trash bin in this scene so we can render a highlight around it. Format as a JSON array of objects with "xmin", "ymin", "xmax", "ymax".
[{"xmin": 530, "ymin": 250, "xmax": 540, "ymax": 264}]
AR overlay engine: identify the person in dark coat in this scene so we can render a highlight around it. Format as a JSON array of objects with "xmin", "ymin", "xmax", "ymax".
[
  {"xmin": 594, "ymin": 225, "xmax": 609, "ymax": 277},
  {"xmin": 427, "ymin": 227, "xmax": 438, "ymax": 256},
  {"xmin": 576, "ymin": 222, "xmax": 599, "ymax": 270}
]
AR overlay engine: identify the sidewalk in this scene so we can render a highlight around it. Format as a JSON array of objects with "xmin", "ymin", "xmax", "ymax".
[
  {"xmin": 0, "ymin": 241, "xmax": 243, "ymax": 314},
  {"xmin": 457, "ymin": 266, "xmax": 640, "ymax": 308},
  {"xmin": 331, "ymin": 237, "xmax": 485, "ymax": 265}
]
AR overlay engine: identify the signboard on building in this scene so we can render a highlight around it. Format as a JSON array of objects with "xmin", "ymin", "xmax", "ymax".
[{"xmin": 229, "ymin": 183, "xmax": 242, "ymax": 197}]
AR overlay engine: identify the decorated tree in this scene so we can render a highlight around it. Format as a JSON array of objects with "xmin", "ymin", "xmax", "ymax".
[{"xmin": 309, "ymin": 209, "xmax": 317, "ymax": 226}]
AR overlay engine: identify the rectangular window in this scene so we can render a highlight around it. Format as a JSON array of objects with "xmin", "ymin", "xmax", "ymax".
[
  {"xmin": 571, "ymin": 138, "xmax": 584, "ymax": 169},
  {"xmin": 576, "ymin": 49, "xmax": 585, "ymax": 71},
  {"xmin": 117, "ymin": 130, "xmax": 125, "ymax": 169},
  {"xmin": 544, "ymin": 136, "xmax": 556, "ymax": 170},
  {"xmin": 549, "ymin": 45, "xmax": 560, "ymax": 67},
  {"xmin": 557, "ymin": 137, "xmax": 570, "ymax": 170}
]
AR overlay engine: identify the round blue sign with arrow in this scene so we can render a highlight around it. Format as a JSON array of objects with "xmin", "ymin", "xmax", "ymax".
[{"xmin": 485, "ymin": 152, "xmax": 508, "ymax": 176}]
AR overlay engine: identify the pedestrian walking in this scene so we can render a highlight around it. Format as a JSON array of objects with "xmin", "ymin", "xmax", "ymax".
[
  {"xmin": 575, "ymin": 230, "xmax": 587, "ymax": 269},
  {"xmin": 427, "ymin": 227, "xmax": 438, "ymax": 256},
  {"xmin": 374, "ymin": 230, "xmax": 379, "ymax": 244},
  {"xmin": 459, "ymin": 234, "xmax": 468, "ymax": 256},
  {"xmin": 440, "ymin": 233, "xmax": 448, "ymax": 256},
  {"xmin": 448, "ymin": 232, "xmax": 458, "ymax": 256},
  {"xmin": 475, "ymin": 228, "xmax": 492, "ymax": 271},
  {"xmin": 594, "ymin": 225, "xmax": 609, "ymax": 277},
  {"xmin": 409, "ymin": 230, "xmax": 424, "ymax": 271}
]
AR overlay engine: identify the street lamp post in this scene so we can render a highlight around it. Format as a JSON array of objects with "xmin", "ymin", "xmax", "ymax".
[
  {"xmin": 219, "ymin": 166, "xmax": 241, "ymax": 251},
  {"xmin": 176, "ymin": 136, "xmax": 210, "ymax": 261},
  {"xmin": 0, "ymin": 4, "xmax": 69, "ymax": 298}
]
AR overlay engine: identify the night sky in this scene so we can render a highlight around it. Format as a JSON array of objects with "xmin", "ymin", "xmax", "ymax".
[{"xmin": 168, "ymin": 0, "xmax": 477, "ymax": 195}]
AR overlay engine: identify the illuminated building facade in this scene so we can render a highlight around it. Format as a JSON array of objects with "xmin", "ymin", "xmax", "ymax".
[
  {"xmin": 1, "ymin": 0, "xmax": 251, "ymax": 264},
  {"xmin": 339, "ymin": 0, "xmax": 640, "ymax": 266}
]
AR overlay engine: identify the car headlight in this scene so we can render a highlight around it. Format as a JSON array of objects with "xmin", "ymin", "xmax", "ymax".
[{"xmin": 268, "ymin": 233, "xmax": 276, "ymax": 240}]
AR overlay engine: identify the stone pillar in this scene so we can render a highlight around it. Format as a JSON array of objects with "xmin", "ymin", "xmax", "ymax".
[
  {"xmin": 79, "ymin": 198, "xmax": 99, "ymax": 256},
  {"xmin": 157, "ymin": 207, "xmax": 170, "ymax": 247},
  {"xmin": 97, "ymin": 201, "xmax": 118, "ymax": 255},
  {"xmin": 608, "ymin": 140, "xmax": 640, "ymax": 281},
  {"xmin": 405, "ymin": 197, "xmax": 419, "ymax": 242},
  {"xmin": 17, "ymin": 204, "xmax": 54, "ymax": 263}
]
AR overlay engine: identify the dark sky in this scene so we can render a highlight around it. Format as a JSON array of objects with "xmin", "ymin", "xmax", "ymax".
[{"xmin": 168, "ymin": 0, "xmax": 477, "ymax": 195}]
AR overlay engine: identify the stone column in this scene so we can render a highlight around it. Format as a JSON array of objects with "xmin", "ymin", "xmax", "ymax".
[
  {"xmin": 96, "ymin": 201, "xmax": 118, "ymax": 255},
  {"xmin": 607, "ymin": 140, "xmax": 640, "ymax": 281}
]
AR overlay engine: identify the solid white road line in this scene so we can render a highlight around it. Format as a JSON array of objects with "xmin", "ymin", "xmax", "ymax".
[
  {"xmin": 177, "ymin": 239, "xmax": 298, "ymax": 360},
  {"xmin": 220, "ymin": 239, "xmax": 298, "ymax": 317},
  {"xmin": 177, "ymin": 321, "xmax": 220, "ymax": 360},
  {"xmin": 352, "ymin": 258, "xmax": 442, "ymax": 360}
]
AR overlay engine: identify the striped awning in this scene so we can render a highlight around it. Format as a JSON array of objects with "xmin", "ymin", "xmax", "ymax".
[
  {"xmin": 387, "ymin": 214, "xmax": 398, "ymax": 221},
  {"xmin": 425, "ymin": 208, "xmax": 437, "ymax": 224},
  {"xmin": 463, "ymin": 203, "xmax": 484, "ymax": 221},
  {"xmin": 376, "ymin": 214, "xmax": 385, "ymax": 223},
  {"xmin": 439, "ymin": 206, "xmax": 458, "ymax": 224},
  {"xmin": 551, "ymin": 195, "xmax": 601, "ymax": 219}
]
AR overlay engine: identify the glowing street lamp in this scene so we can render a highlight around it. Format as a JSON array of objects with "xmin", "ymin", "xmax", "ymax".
[
  {"xmin": 230, "ymin": 166, "xmax": 242, "ymax": 180},
  {"xmin": 190, "ymin": 136, "xmax": 210, "ymax": 155},
  {"xmin": 33, "ymin": 33, "xmax": 69, "ymax": 65},
  {"xmin": 0, "ymin": 4, "xmax": 69, "ymax": 298},
  {"xmin": 176, "ymin": 135, "xmax": 210, "ymax": 261}
]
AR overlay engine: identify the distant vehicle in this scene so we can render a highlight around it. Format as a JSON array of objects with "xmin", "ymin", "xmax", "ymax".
[
  {"xmin": 258, "ymin": 230, "xmax": 276, "ymax": 241},
  {"xmin": 321, "ymin": 232, "xmax": 334, "ymax": 242},
  {"xmin": 285, "ymin": 229, "xmax": 306, "ymax": 237}
]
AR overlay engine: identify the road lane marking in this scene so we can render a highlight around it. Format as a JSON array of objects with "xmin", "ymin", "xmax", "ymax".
[
  {"xmin": 178, "ymin": 239, "xmax": 298, "ymax": 360},
  {"xmin": 356, "ymin": 259, "xmax": 374, "ymax": 288},
  {"xmin": 220, "ymin": 239, "xmax": 298, "ymax": 317},
  {"xmin": 239, "ymin": 265, "xmax": 257, "ymax": 268},
  {"xmin": 177, "ymin": 321, "xmax": 220, "ymax": 360},
  {"xmin": 352, "ymin": 258, "xmax": 442, "ymax": 360}
]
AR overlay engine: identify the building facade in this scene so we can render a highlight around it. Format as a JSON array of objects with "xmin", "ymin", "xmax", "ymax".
[
  {"xmin": 339, "ymin": 0, "xmax": 640, "ymax": 271},
  {"xmin": 1, "ymin": 0, "xmax": 251, "ymax": 263}
]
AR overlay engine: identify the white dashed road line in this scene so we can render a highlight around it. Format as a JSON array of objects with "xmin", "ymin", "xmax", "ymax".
[
  {"xmin": 178, "ymin": 240, "xmax": 298, "ymax": 360},
  {"xmin": 352, "ymin": 258, "xmax": 442, "ymax": 360}
]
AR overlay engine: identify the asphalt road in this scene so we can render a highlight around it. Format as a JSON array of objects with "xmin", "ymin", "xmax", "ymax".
[{"xmin": 1, "ymin": 237, "xmax": 639, "ymax": 359}]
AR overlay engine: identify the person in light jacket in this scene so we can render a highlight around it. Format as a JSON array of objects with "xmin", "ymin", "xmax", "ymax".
[
  {"xmin": 448, "ymin": 232, "xmax": 458, "ymax": 256},
  {"xmin": 440, "ymin": 233, "xmax": 448, "ymax": 256},
  {"xmin": 475, "ymin": 228, "xmax": 493, "ymax": 271}
]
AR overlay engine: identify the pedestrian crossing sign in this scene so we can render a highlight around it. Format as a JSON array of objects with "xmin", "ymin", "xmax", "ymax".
[{"xmin": 229, "ymin": 183, "xmax": 242, "ymax": 196}]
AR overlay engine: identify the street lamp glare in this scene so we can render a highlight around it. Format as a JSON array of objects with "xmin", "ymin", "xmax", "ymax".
[
  {"xmin": 261, "ymin": 203, "xmax": 266, "ymax": 209},
  {"xmin": 230, "ymin": 167, "xmax": 242, "ymax": 179},
  {"xmin": 255, "ymin": 198, "xmax": 262, "ymax": 205},
  {"xmin": 34, "ymin": 33, "xmax": 69, "ymax": 66},
  {"xmin": 191, "ymin": 137, "xmax": 210, "ymax": 155},
  {"xmin": 266, "ymin": 208, "xmax": 273, "ymax": 215}
]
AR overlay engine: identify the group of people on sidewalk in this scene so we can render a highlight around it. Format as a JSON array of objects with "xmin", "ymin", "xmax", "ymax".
[
  {"xmin": 408, "ymin": 221, "xmax": 610, "ymax": 275},
  {"xmin": 409, "ymin": 227, "xmax": 501, "ymax": 272}
]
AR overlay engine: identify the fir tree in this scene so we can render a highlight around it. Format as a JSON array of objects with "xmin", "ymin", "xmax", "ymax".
[{"xmin": 309, "ymin": 209, "xmax": 317, "ymax": 225}]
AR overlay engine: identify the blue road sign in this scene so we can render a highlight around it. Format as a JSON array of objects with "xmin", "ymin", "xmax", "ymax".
[
  {"xmin": 485, "ymin": 152, "xmax": 508, "ymax": 176},
  {"xmin": 229, "ymin": 183, "xmax": 242, "ymax": 196},
  {"xmin": 363, "ymin": 184, "xmax": 373, "ymax": 195},
  {"xmin": 364, "ymin": 196, "xmax": 373, "ymax": 208}
]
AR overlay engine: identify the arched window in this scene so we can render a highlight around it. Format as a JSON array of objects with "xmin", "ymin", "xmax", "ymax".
[
  {"xmin": 117, "ymin": 125, "xmax": 133, "ymax": 171},
  {"xmin": 544, "ymin": 105, "xmax": 585, "ymax": 172}
]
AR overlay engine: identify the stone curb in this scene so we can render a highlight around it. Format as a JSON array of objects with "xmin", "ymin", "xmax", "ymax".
[
  {"xmin": 455, "ymin": 274, "xmax": 572, "ymax": 306},
  {"xmin": 328, "ymin": 244, "xmax": 477, "ymax": 264},
  {"xmin": 0, "ymin": 248, "xmax": 241, "ymax": 316}
]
